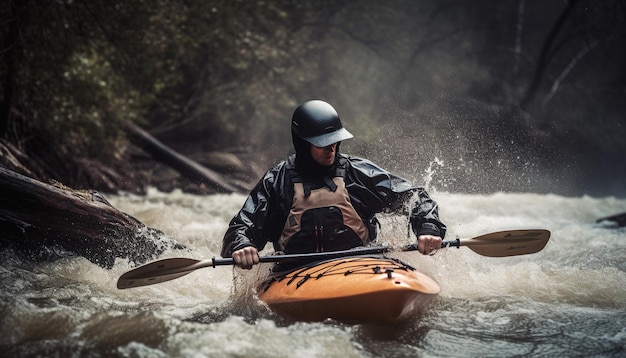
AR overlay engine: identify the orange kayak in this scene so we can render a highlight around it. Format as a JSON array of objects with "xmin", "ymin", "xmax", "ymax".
[{"xmin": 258, "ymin": 256, "xmax": 440, "ymax": 323}]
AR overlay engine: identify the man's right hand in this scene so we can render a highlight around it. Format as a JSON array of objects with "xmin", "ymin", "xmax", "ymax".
[{"xmin": 232, "ymin": 246, "xmax": 259, "ymax": 269}]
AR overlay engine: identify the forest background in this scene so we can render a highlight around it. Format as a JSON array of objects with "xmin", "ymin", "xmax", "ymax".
[{"xmin": 1, "ymin": 0, "xmax": 624, "ymax": 198}]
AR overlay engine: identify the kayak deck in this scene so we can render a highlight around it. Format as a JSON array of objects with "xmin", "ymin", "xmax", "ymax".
[{"xmin": 258, "ymin": 256, "xmax": 440, "ymax": 323}]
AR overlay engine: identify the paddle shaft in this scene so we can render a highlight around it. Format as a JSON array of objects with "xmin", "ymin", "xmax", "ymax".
[
  {"xmin": 216, "ymin": 229, "xmax": 551, "ymax": 266},
  {"xmin": 211, "ymin": 246, "xmax": 390, "ymax": 266}
]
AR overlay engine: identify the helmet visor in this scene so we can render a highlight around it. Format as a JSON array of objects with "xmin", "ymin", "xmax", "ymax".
[{"xmin": 303, "ymin": 127, "xmax": 353, "ymax": 148}]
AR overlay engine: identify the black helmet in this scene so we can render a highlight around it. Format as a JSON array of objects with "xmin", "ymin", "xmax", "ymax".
[{"xmin": 291, "ymin": 100, "xmax": 353, "ymax": 147}]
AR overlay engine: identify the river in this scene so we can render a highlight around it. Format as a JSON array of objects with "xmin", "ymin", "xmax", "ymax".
[{"xmin": 1, "ymin": 188, "xmax": 625, "ymax": 357}]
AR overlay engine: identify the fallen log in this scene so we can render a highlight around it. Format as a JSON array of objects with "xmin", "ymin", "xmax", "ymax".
[
  {"xmin": 0, "ymin": 167, "xmax": 184, "ymax": 268},
  {"xmin": 125, "ymin": 123, "xmax": 243, "ymax": 193}
]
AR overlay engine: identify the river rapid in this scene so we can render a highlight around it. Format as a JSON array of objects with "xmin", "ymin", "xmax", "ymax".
[{"xmin": 1, "ymin": 188, "xmax": 625, "ymax": 357}]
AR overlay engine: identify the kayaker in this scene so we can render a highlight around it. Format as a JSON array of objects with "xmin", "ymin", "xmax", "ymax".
[{"xmin": 221, "ymin": 100, "xmax": 446, "ymax": 269}]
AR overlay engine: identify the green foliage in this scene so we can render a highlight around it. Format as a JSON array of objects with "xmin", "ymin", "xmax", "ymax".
[
  {"xmin": 3, "ymin": 0, "xmax": 149, "ymax": 157},
  {"xmin": 1, "ymin": 0, "xmax": 624, "ymax": 194}
]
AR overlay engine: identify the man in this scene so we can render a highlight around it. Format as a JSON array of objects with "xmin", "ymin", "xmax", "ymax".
[{"xmin": 222, "ymin": 100, "xmax": 446, "ymax": 269}]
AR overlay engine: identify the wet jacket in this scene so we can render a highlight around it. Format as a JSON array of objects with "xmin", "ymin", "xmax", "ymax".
[{"xmin": 221, "ymin": 153, "xmax": 446, "ymax": 257}]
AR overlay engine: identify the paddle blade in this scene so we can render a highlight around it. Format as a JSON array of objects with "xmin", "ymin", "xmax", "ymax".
[
  {"xmin": 117, "ymin": 257, "xmax": 210, "ymax": 289},
  {"xmin": 461, "ymin": 229, "xmax": 550, "ymax": 257}
]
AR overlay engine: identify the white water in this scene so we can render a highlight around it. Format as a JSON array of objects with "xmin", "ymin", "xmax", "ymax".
[{"xmin": 1, "ymin": 188, "xmax": 625, "ymax": 357}]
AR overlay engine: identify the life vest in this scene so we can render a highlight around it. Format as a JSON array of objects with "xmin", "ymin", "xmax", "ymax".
[{"xmin": 278, "ymin": 162, "xmax": 369, "ymax": 254}]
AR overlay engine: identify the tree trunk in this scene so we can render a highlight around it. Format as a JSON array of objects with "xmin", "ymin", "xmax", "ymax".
[
  {"xmin": 125, "ymin": 123, "xmax": 244, "ymax": 193},
  {"xmin": 0, "ymin": 167, "xmax": 183, "ymax": 268},
  {"xmin": 520, "ymin": 0, "xmax": 580, "ymax": 110}
]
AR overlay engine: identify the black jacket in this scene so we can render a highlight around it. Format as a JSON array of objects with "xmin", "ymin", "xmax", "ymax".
[{"xmin": 221, "ymin": 153, "xmax": 446, "ymax": 257}]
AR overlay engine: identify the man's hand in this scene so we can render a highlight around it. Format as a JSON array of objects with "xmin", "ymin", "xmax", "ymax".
[
  {"xmin": 232, "ymin": 246, "xmax": 259, "ymax": 269},
  {"xmin": 417, "ymin": 234, "xmax": 442, "ymax": 255}
]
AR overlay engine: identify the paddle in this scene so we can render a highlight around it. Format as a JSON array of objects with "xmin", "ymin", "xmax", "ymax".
[{"xmin": 117, "ymin": 229, "xmax": 550, "ymax": 289}]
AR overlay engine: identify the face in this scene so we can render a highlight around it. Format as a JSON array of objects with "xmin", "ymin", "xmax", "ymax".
[{"xmin": 310, "ymin": 143, "xmax": 337, "ymax": 166}]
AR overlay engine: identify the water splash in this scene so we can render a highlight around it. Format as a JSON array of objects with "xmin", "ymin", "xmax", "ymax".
[{"xmin": 422, "ymin": 157, "xmax": 445, "ymax": 191}]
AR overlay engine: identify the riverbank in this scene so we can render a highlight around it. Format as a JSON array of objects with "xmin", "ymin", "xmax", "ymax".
[{"xmin": 0, "ymin": 130, "xmax": 260, "ymax": 196}]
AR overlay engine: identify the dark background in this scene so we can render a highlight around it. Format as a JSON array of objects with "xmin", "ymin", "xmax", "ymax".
[{"xmin": 1, "ymin": 0, "xmax": 624, "ymax": 197}]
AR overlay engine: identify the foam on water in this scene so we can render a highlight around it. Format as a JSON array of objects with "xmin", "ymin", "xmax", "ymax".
[{"xmin": 2, "ymin": 188, "xmax": 625, "ymax": 357}]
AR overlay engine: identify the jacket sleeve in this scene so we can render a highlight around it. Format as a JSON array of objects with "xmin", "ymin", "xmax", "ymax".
[
  {"xmin": 220, "ymin": 164, "xmax": 284, "ymax": 258},
  {"xmin": 347, "ymin": 156, "xmax": 446, "ymax": 239},
  {"xmin": 345, "ymin": 157, "xmax": 416, "ymax": 219},
  {"xmin": 410, "ymin": 187, "xmax": 447, "ymax": 239}
]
